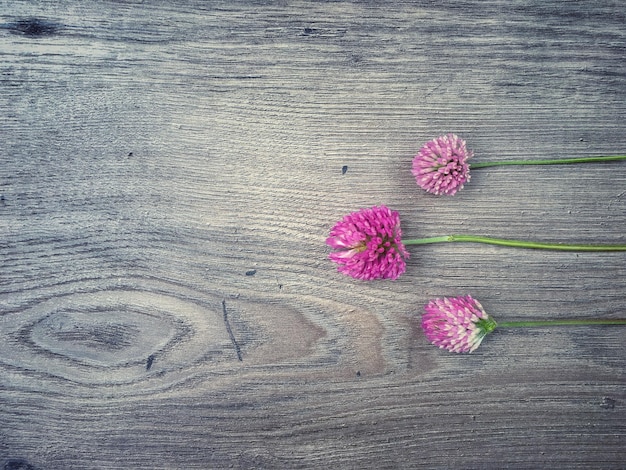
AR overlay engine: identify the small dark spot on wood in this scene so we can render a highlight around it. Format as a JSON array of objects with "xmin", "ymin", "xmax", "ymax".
[
  {"xmin": 356, "ymin": 371, "xmax": 361, "ymax": 377},
  {"xmin": 10, "ymin": 18, "xmax": 57, "ymax": 37},
  {"xmin": 349, "ymin": 54, "xmax": 363, "ymax": 64},
  {"xmin": 0, "ymin": 195, "xmax": 5, "ymax": 205},
  {"xmin": 146, "ymin": 354, "xmax": 155, "ymax": 370},
  {"xmin": 303, "ymin": 27, "xmax": 317, "ymax": 35},
  {"xmin": 128, "ymin": 152, "xmax": 134, "ymax": 157},
  {"xmin": 3, "ymin": 459, "xmax": 41, "ymax": 470},
  {"xmin": 245, "ymin": 269, "xmax": 257, "ymax": 276},
  {"xmin": 342, "ymin": 165, "xmax": 348, "ymax": 175},
  {"xmin": 600, "ymin": 396, "xmax": 616, "ymax": 409}
]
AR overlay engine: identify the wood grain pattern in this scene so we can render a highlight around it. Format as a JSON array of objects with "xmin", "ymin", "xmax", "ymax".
[{"xmin": 1, "ymin": 1, "xmax": 625, "ymax": 468}]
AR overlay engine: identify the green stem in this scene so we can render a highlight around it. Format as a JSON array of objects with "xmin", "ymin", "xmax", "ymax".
[
  {"xmin": 470, "ymin": 155, "xmax": 626, "ymax": 169},
  {"xmin": 403, "ymin": 235, "xmax": 626, "ymax": 251},
  {"xmin": 498, "ymin": 319, "xmax": 626, "ymax": 328}
]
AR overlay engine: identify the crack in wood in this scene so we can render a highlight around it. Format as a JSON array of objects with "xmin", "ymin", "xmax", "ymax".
[{"xmin": 221, "ymin": 300, "xmax": 242, "ymax": 362}]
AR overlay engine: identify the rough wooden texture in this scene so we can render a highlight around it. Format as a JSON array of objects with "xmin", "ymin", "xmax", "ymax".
[{"xmin": 1, "ymin": 1, "xmax": 625, "ymax": 468}]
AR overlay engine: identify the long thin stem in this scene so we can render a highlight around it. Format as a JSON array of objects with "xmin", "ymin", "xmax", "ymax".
[
  {"xmin": 470, "ymin": 155, "xmax": 626, "ymax": 169},
  {"xmin": 403, "ymin": 235, "xmax": 626, "ymax": 251},
  {"xmin": 498, "ymin": 319, "xmax": 626, "ymax": 328}
]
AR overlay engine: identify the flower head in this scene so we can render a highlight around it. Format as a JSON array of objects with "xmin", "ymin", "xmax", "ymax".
[
  {"xmin": 421, "ymin": 295, "xmax": 496, "ymax": 353},
  {"xmin": 326, "ymin": 205, "xmax": 409, "ymax": 280},
  {"xmin": 412, "ymin": 134, "xmax": 473, "ymax": 196}
]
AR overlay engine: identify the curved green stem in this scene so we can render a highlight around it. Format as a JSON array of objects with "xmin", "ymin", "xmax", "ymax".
[
  {"xmin": 498, "ymin": 319, "xmax": 626, "ymax": 328},
  {"xmin": 470, "ymin": 155, "xmax": 626, "ymax": 169},
  {"xmin": 403, "ymin": 235, "xmax": 626, "ymax": 251}
]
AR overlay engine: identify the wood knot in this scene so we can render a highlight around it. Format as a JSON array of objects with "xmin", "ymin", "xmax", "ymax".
[
  {"xmin": 3, "ymin": 458, "xmax": 41, "ymax": 470},
  {"xmin": 9, "ymin": 18, "xmax": 58, "ymax": 37},
  {"xmin": 600, "ymin": 396, "xmax": 616, "ymax": 409}
]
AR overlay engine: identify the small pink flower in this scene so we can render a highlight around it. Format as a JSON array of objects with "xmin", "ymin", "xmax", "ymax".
[
  {"xmin": 326, "ymin": 205, "xmax": 409, "ymax": 280},
  {"xmin": 412, "ymin": 134, "xmax": 473, "ymax": 196},
  {"xmin": 421, "ymin": 295, "xmax": 497, "ymax": 353}
]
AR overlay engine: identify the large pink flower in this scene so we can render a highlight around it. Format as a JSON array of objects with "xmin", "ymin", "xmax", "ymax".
[
  {"xmin": 412, "ymin": 134, "xmax": 473, "ymax": 196},
  {"xmin": 326, "ymin": 205, "xmax": 409, "ymax": 280},
  {"xmin": 421, "ymin": 295, "xmax": 497, "ymax": 353}
]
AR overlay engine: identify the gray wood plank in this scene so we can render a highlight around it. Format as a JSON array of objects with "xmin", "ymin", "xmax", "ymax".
[{"xmin": 1, "ymin": 1, "xmax": 625, "ymax": 468}]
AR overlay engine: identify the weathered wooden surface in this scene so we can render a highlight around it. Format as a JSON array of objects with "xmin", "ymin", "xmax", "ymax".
[{"xmin": 1, "ymin": 1, "xmax": 625, "ymax": 468}]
